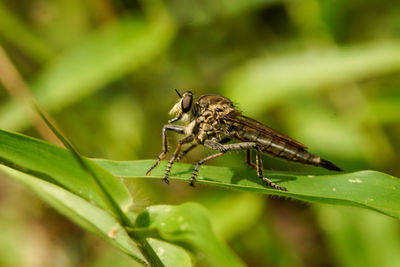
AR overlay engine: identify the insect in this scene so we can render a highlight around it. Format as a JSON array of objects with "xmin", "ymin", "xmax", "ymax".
[{"xmin": 146, "ymin": 90, "xmax": 342, "ymax": 191}]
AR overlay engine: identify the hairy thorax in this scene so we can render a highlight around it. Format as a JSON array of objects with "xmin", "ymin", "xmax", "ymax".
[{"xmin": 188, "ymin": 95, "xmax": 236, "ymax": 144}]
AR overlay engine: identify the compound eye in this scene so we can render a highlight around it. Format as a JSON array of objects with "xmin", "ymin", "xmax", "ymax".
[{"xmin": 181, "ymin": 94, "xmax": 193, "ymax": 113}]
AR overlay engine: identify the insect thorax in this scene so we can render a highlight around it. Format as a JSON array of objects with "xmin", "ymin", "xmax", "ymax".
[{"xmin": 188, "ymin": 95, "xmax": 236, "ymax": 144}]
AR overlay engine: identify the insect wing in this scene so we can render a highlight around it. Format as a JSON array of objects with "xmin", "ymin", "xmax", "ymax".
[{"xmin": 224, "ymin": 112, "xmax": 308, "ymax": 149}]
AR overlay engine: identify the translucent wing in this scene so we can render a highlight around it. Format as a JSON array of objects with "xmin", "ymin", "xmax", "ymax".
[{"xmin": 224, "ymin": 111, "xmax": 307, "ymax": 149}]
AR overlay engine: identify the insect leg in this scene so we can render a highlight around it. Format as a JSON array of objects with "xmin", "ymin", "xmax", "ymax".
[
  {"xmin": 163, "ymin": 135, "xmax": 194, "ymax": 183},
  {"xmin": 204, "ymin": 140, "xmax": 257, "ymax": 152},
  {"xmin": 246, "ymin": 149, "xmax": 257, "ymax": 169},
  {"xmin": 204, "ymin": 140, "xmax": 286, "ymax": 191},
  {"xmin": 190, "ymin": 140, "xmax": 255, "ymax": 186},
  {"xmin": 255, "ymin": 148, "xmax": 287, "ymax": 191},
  {"xmin": 176, "ymin": 143, "xmax": 198, "ymax": 162},
  {"xmin": 190, "ymin": 152, "xmax": 224, "ymax": 187},
  {"xmin": 146, "ymin": 125, "xmax": 184, "ymax": 176}
]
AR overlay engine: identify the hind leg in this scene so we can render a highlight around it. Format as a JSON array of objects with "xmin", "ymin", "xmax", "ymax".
[{"xmin": 255, "ymin": 148, "xmax": 287, "ymax": 191}]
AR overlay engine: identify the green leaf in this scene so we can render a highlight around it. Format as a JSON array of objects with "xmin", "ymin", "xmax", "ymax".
[
  {"xmin": 146, "ymin": 239, "xmax": 193, "ymax": 267},
  {"xmin": 134, "ymin": 203, "xmax": 245, "ymax": 267},
  {"xmin": 0, "ymin": 166, "xmax": 147, "ymax": 266},
  {"xmin": 1, "ymin": 128, "xmax": 399, "ymax": 221},
  {"xmin": 199, "ymin": 193, "xmax": 265, "ymax": 241},
  {"xmin": 0, "ymin": 10, "xmax": 176, "ymax": 131},
  {"xmin": 223, "ymin": 41, "xmax": 400, "ymax": 115},
  {"xmin": 0, "ymin": 129, "xmax": 133, "ymax": 214},
  {"xmin": 0, "ymin": 129, "xmax": 193, "ymax": 266},
  {"xmin": 96, "ymin": 160, "xmax": 400, "ymax": 220}
]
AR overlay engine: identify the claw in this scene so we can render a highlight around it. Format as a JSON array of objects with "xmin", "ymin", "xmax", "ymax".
[{"xmin": 162, "ymin": 177, "xmax": 169, "ymax": 184}]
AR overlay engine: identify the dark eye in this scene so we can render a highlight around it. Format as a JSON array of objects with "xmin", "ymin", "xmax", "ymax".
[{"xmin": 181, "ymin": 94, "xmax": 193, "ymax": 113}]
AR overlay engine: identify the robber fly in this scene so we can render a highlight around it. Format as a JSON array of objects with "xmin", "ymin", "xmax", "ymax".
[{"xmin": 146, "ymin": 90, "xmax": 342, "ymax": 191}]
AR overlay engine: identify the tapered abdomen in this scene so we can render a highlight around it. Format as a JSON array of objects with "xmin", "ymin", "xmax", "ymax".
[{"xmin": 234, "ymin": 125, "xmax": 342, "ymax": 171}]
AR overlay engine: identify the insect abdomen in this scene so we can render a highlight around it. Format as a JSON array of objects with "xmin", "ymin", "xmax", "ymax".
[
  {"xmin": 257, "ymin": 136, "xmax": 318, "ymax": 164},
  {"xmin": 237, "ymin": 127, "xmax": 320, "ymax": 165},
  {"xmin": 258, "ymin": 137, "xmax": 342, "ymax": 171},
  {"xmin": 234, "ymin": 125, "xmax": 342, "ymax": 171}
]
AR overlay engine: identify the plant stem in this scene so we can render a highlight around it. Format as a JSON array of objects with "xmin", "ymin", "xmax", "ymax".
[{"xmin": 129, "ymin": 231, "xmax": 165, "ymax": 267}]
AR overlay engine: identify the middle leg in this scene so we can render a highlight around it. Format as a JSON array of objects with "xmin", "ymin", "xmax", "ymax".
[
  {"xmin": 190, "ymin": 152, "xmax": 225, "ymax": 187},
  {"xmin": 246, "ymin": 149, "xmax": 257, "ymax": 169},
  {"xmin": 176, "ymin": 143, "xmax": 197, "ymax": 162}
]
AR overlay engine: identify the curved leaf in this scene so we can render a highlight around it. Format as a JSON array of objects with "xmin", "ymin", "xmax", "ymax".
[
  {"xmin": 1, "ymin": 127, "xmax": 399, "ymax": 223},
  {"xmin": 0, "ymin": 129, "xmax": 133, "ymax": 213},
  {"xmin": 0, "ymin": 166, "xmax": 147, "ymax": 266},
  {"xmin": 134, "ymin": 203, "xmax": 245, "ymax": 267},
  {"xmin": 96, "ymin": 159, "xmax": 400, "ymax": 220},
  {"xmin": 0, "ymin": 129, "xmax": 193, "ymax": 266}
]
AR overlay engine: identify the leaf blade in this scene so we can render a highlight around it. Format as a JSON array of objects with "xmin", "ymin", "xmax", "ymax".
[
  {"xmin": 0, "ymin": 166, "xmax": 147, "ymax": 266},
  {"xmin": 96, "ymin": 159, "xmax": 400, "ymax": 220},
  {"xmin": 0, "ymin": 129, "xmax": 133, "ymax": 213},
  {"xmin": 135, "ymin": 203, "xmax": 245, "ymax": 267}
]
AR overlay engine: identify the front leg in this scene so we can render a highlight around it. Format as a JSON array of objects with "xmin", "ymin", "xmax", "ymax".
[
  {"xmin": 162, "ymin": 134, "xmax": 195, "ymax": 183},
  {"xmin": 146, "ymin": 125, "xmax": 184, "ymax": 176}
]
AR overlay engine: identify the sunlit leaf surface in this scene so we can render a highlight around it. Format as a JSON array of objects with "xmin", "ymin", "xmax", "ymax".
[
  {"xmin": 98, "ymin": 159, "xmax": 400, "ymax": 220},
  {"xmin": 1, "ymin": 128, "xmax": 399, "ymax": 221},
  {"xmin": 0, "ymin": 166, "xmax": 148, "ymax": 266},
  {"xmin": 135, "ymin": 203, "xmax": 245, "ymax": 267}
]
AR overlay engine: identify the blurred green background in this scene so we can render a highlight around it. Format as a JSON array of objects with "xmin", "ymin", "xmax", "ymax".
[{"xmin": 0, "ymin": 0, "xmax": 400, "ymax": 266}]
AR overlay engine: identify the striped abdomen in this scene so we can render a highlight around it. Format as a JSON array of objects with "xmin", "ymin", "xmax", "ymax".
[{"xmin": 234, "ymin": 125, "xmax": 342, "ymax": 171}]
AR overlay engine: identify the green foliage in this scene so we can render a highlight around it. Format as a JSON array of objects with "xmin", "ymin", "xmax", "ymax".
[
  {"xmin": 0, "ymin": 166, "xmax": 147, "ymax": 265},
  {"xmin": 224, "ymin": 41, "xmax": 400, "ymax": 115},
  {"xmin": 1, "ymin": 0, "xmax": 400, "ymax": 265},
  {"xmin": 135, "ymin": 203, "xmax": 244, "ymax": 267},
  {"xmin": 1, "ymin": 127, "xmax": 400, "ymax": 264},
  {"xmin": 0, "ymin": 5, "xmax": 176, "ymax": 131},
  {"xmin": 0, "ymin": 129, "xmax": 246, "ymax": 266},
  {"xmin": 0, "ymin": 129, "xmax": 132, "ymax": 213},
  {"xmin": 99, "ymin": 160, "xmax": 400, "ymax": 220},
  {"xmin": 317, "ymin": 205, "xmax": 400, "ymax": 267}
]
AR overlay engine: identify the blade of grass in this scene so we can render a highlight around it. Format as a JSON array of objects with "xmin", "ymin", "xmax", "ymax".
[
  {"xmin": 0, "ymin": 129, "xmax": 133, "ymax": 214},
  {"xmin": 0, "ymin": 165, "xmax": 148, "ymax": 266},
  {"xmin": 34, "ymin": 106, "xmax": 134, "ymax": 227},
  {"xmin": 96, "ymin": 159, "xmax": 400, "ymax": 220},
  {"xmin": 33, "ymin": 108, "xmax": 165, "ymax": 267},
  {"xmin": 1, "ymin": 128, "xmax": 399, "ymax": 220}
]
